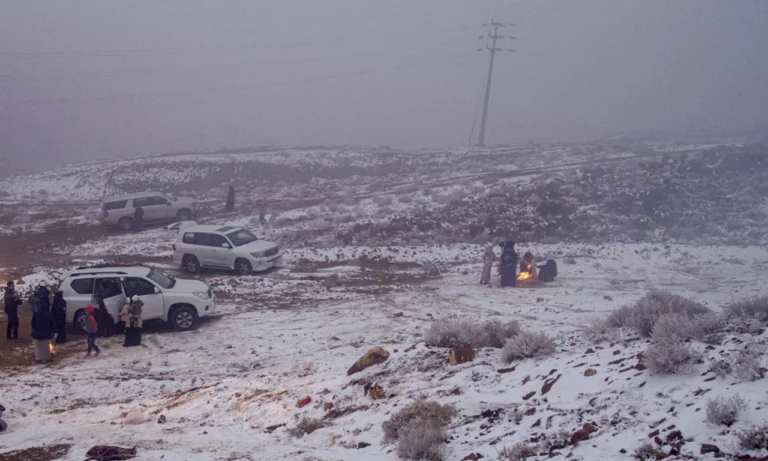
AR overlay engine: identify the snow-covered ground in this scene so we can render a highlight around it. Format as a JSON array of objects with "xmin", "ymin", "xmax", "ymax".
[{"xmin": 2, "ymin": 243, "xmax": 768, "ymax": 461}]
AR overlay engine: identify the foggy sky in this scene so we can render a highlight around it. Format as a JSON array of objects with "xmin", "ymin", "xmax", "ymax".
[{"xmin": 1, "ymin": 0, "xmax": 767, "ymax": 169}]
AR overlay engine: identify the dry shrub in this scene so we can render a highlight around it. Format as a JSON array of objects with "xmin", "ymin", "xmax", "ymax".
[
  {"xmin": 396, "ymin": 419, "xmax": 447, "ymax": 461},
  {"xmin": 581, "ymin": 318, "xmax": 620, "ymax": 343},
  {"xmin": 732, "ymin": 348, "xmax": 764, "ymax": 382},
  {"xmin": 287, "ymin": 417, "xmax": 327, "ymax": 438},
  {"xmin": 725, "ymin": 296, "xmax": 768, "ymax": 324},
  {"xmin": 499, "ymin": 443, "xmax": 537, "ymax": 461},
  {"xmin": 705, "ymin": 395, "xmax": 747, "ymax": 427},
  {"xmin": 651, "ymin": 312, "xmax": 723, "ymax": 344},
  {"xmin": 424, "ymin": 319, "xmax": 520, "ymax": 349},
  {"xmin": 634, "ymin": 442, "xmax": 664, "ymax": 460},
  {"xmin": 382, "ymin": 400, "xmax": 456, "ymax": 444},
  {"xmin": 735, "ymin": 422, "xmax": 768, "ymax": 450},
  {"xmin": 644, "ymin": 340, "xmax": 702, "ymax": 374},
  {"xmin": 709, "ymin": 359, "xmax": 731, "ymax": 378},
  {"xmin": 501, "ymin": 331, "xmax": 556, "ymax": 363},
  {"xmin": 605, "ymin": 291, "xmax": 709, "ymax": 337}
]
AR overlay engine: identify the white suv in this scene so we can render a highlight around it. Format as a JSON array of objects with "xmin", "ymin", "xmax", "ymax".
[
  {"xmin": 59, "ymin": 265, "xmax": 216, "ymax": 331},
  {"xmin": 172, "ymin": 225, "xmax": 282, "ymax": 275},
  {"xmin": 101, "ymin": 192, "xmax": 198, "ymax": 231}
]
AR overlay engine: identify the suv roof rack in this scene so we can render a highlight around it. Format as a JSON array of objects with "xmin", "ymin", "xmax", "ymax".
[{"xmin": 75, "ymin": 264, "xmax": 146, "ymax": 270}]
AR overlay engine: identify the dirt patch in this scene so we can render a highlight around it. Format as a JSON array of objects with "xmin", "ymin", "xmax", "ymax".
[{"xmin": 0, "ymin": 444, "xmax": 71, "ymax": 461}]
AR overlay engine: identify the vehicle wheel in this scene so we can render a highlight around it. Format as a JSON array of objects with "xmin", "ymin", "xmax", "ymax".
[
  {"xmin": 183, "ymin": 255, "xmax": 201, "ymax": 273},
  {"xmin": 177, "ymin": 208, "xmax": 192, "ymax": 221},
  {"xmin": 235, "ymin": 258, "xmax": 252, "ymax": 275},
  {"xmin": 170, "ymin": 305, "xmax": 198, "ymax": 331},
  {"xmin": 72, "ymin": 309, "xmax": 87, "ymax": 333},
  {"xmin": 118, "ymin": 217, "xmax": 133, "ymax": 231}
]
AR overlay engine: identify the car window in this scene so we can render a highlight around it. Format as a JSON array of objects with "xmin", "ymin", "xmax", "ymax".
[
  {"xmin": 151, "ymin": 196, "xmax": 170, "ymax": 205},
  {"xmin": 211, "ymin": 234, "xmax": 231, "ymax": 248},
  {"xmin": 70, "ymin": 278, "xmax": 94, "ymax": 295},
  {"xmin": 94, "ymin": 278, "xmax": 123, "ymax": 298},
  {"xmin": 102, "ymin": 200, "xmax": 127, "ymax": 211},
  {"xmin": 133, "ymin": 197, "xmax": 152, "ymax": 207},
  {"xmin": 194, "ymin": 233, "xmax": 213, "ymax": 246},
  {"xmin": 146, "ymin": 269, "xmax": 175, "ymax": 289},
  {"xmin": 226, "ymin": 229, "xmax": 258, "ymax": 246},
  {"xmin": 182, "ymin": 232, "xmax": 195, "ymax": 244},
  {"xmin": 122, "ymin": 277, "xmax": 156, "ymax": 297}
]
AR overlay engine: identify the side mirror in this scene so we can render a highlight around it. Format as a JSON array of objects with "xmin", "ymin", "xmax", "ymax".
[
  {"xmin": 221, "ymin": 243, "xmax": 231, "ymax": 249},
  {"xmin": 154, "ymin": 287, "xmax": 161, "ymax": 294}
]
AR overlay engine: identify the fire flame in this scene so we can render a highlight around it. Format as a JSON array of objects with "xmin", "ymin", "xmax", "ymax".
[
  {"xmin": 49, "ymin": 342, "xmax": 56, "ymax": 355},
  {"xmin": 517, "ymin": 271, "xmax": 533, "ymax": 281}
]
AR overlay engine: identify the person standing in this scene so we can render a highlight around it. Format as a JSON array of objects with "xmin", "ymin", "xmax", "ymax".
[
  {"xmin": 3, "ymin": 281, "xmax": 21, "ymax": 340},
  {"xmin": 123, "ymin": 295, "xmax": 144, "ymax": 347},
  {"xmin": 499, "ymin": 240, "xmax": 518, "ymax": 288},
  {"xmin": 92, "ymin": 281, "xmax": 115, "ymax": 337},
  {"xmin": 30, "ymin": 295, "xmax": 56, "ymax": 363},
  {"xmin": 51, "ymin": 291, "xmax": 67, "ymax": 344},
  {"xmin": 258, "ymin": 201, "xmax": 267, "ymax": 225},
  {"xmin": 225, "ymin": 186, "xmax": 235, "ymax": 212},
  {"xmin": 80, "ymin": 305, "xmax": 100, "ymax": 357},
  {"xmin": 133, "ymin": 206, "xmax": 144, "ymax": 232},
  {"xmin": 480, "ymin": 244, "xmax": 496, "ymax": 285}
]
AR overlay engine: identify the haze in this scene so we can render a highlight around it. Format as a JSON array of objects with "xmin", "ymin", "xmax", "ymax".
[{"xmin": 1, "ymin": 0, "xmax": 767, "ymax": 169}]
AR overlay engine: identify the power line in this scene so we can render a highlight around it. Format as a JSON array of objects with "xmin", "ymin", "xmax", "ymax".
[
  {"xmin": 0, "ymin": 26, "xmax": 475, "ymax": 59},
  {"xmin": 0, "ymin": 51, "xmax": 473, "ymax": 106},
  {"xmin": 0, "ymin": 40, "xmax": 465, "ymax": 82},
  {"xmin": 476, "ymin": 20, "xmax": 516, "ymax": 147}
]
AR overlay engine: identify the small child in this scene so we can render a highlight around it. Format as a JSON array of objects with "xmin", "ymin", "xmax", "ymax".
[{"xmin": 80, "ymin": 305, "xmax": 101, "ymax": 357}]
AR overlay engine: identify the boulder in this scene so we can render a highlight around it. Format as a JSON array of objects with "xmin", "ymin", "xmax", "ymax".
[
  {"xmin": 700, "ymin": 444, "xmax": 720, "ymax": 455},
  {"xmin": 584, "ymin": 368, "xmax": 597, "ymax": 377},
  {"xmin": 347, "ymin": 347, "xmax": 390, "ymax": 376},
  {"xmin": 123, "ymin": 411, "xmax": 148, "ymax": 425},
  {"xmin": 449, "ymin": 347, "xmax": 477, "ymax": 366}
]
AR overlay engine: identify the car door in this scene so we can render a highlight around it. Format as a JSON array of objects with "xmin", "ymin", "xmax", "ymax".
[
  {"xmin": 132, "ymin": 196, "xmax": 155, "ymax": 221},
  {"xmin": 151, "ymin": 196, "xmax": 174, "ymax": 221},
  {"xmin": 122, "ymin": 277, "xmax": 164, "ymax": 321},
  {"xmin": 210, "ymin": 234, "xmax": 234, "ymax": 268},
  {"xmin": 192, "ymin": 232, "xmax": 215, "ymax": 267},
  {"xmin": 93, "ymin": 277, "xmax": 126, "ymax": 322}
]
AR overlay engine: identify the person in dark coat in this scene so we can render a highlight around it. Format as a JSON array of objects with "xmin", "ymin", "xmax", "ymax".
[
  {"xmin": 92, "ymin": 281, "xmax": 115, "ymax": 337},
  {"xmin": 3, "ymin": 281, "xmax": 21, "ymax": 340},
  {"xmin": 122, "ymin": 295, "xmax": 143, "ymax": 347},
  {"xmin": 225, "ymin": 186, "xmax": 235, "ymax": 212},
  {"xmin": 133, "ymin": 206, "xmax": 144, "ymax": 232},
  {"xmin": 51, "ymin": 291, "xmax": 67, "ymax": 344},
  {"xmin": 30, "ymin": 296, "xmax": 56, "ymax": 363},
  {"xmin": 538, "ymin": 259, "xmax": 558, "ymax": 282},
  {"xmin": 499, "ymin": 240, "xmax": 518, "ymax": 287}
]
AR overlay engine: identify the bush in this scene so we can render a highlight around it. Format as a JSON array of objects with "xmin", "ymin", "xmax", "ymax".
[
  {"xmin": 725, "ymin": 296, "xmax": 768, "ymax": 323},
  {"xmin": 651, "ymin": 312, "xmax": 723, "ymax": 344},
  {"xmin": 605, "ymin": 291, "xmax": 709, "ymax": 337},
  {"xmin": 705, "ymin": 395, "xmax": 747, "ymax": 427},
  {"xmin": 644, "ymin": 340, "xmax": 701, "ymax": 374},
  {"xmin": 499, "ymin": 443, "xmax": 537, "ymax": 461},
  {"xmin": 634, "ymin": 442, "xmax": 665, "ymax": 460},
  {"xmin": 732, "ymin": 349, "xmax": 764, "ymax": 382},
  {"xmin": 501, "ymin": 331, "xmax": 556, "ymax": 363},
  {"xmin": 735, "ymin": 422, "xmax": 768, "ymax": 450},
  {"xmin": 287, "ymin": 417, "xmax": 327, "ymax": 438},
  {"xmin": 424, "ymin": 319, "xmax": 520, "ymax": 349},
  {"xmin": 581, "ymin": 318, "xmax": 619, "ymax": 343},
  {"xmin": 396, "ymin": 419, "xmax": 446, "ymax": 461},
  {"xmin": 382, "ymin": 400, "xmax": 456, "ymax": 444}
]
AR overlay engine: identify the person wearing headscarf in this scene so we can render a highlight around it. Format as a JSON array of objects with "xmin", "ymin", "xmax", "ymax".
[
  {"xmin": 480, "ymin": 244, "xmax": 496, "ymax": 285},
  {"xmin": 30, "ymin": 290, "xmax": 56, "ymax": 363},
  {"xmin": 519, "ymin": 251, "xmax": 538, "ymax": 280},
  {"xmin": 3, "ymin": 281, "xmax": 21, "ymax": 340},
  {"xmin": 51, "ymin": 291, "xmax": 67, "ymax": 344},
  {"xmin": 499, "ymin": 240, "xmax": 518, "ymax": 288},
  {"xmin": 123, "ymin": 295, "xmax": 144, "ymax": 347}
]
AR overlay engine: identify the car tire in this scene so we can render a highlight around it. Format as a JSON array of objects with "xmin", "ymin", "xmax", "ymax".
[
  {"xmin": 118, "ymin": 217, "xmax": 133, "ymax": 231},
  {"xmin": 235, "ymin": 258, "xmax": 252, "ymax": 275},
  {"xmin": 177, "ymin": 208, "xmax": 192, "ymax": 221},
  {"xmin": 72, "ymin": 309, "xmax": 87, "ymax": 333},
  {"xmin": 170, "ymin": 305, "xmax": 198, "ymax": 331},
  {"xmin": 183, "ymin": 255, "xmax": 201, "ymax": 274}
]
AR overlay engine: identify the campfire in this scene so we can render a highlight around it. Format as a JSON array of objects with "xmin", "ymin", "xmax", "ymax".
[
  {"xmin": 517, "ymin": 271, "xmax": 533, "ymax": 281},
  {"xmin": 49, "ymin": 342, "xmax": 57, "ymax": 355}
]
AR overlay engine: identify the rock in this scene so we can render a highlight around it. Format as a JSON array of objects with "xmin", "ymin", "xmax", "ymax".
[
  {"xmin": 404, "ymin": 344, "xmax": 418, "ymax": 353},
  {"xmin": 537, "ymin": 297, "xmax": 545, "ymax": 303},
  {"xmin": 666, "ymin": 430, "xmax": 682, "ymax": 442},
  {"xmin": 542, "ymin": 374, "xmax": 561, "ymax": 395},
  {"xmin": 700, "ymin": 444, "xmax": 720, "ymax": 455},
  {"xmin": 357, "ymin": 442, "xmax": 371, "ymax": 449},
  {"xmin": 648, "ymin": 429, "xmax": 660, "ymax": 438},
  {"xmin": 497, "ymin": 365, "xmax": 517, "ymax": 374},
  {"xmin": 449, "ymin": 346, "xmax": 477, "ymax": 366},
  {"xmin": 523, "ymin": 391, "xmax": 536, "ymax": 400},
  {"xmin": 297, "ymin": 397, "xmax": 311, "ymax": 408},
  {"xmin": 157, "ymin": 415, "xmax": 167, "ymax": 424},
  {"xmin": 123, "ymin": 411, "xmax": 148, "ymax": 425},
  {"xmin": 369, "ymin": 384, "xmax": 384, "ymax": 401},
  {"xmin": 393, "ymin": 312, "xmax": 404, "ymax": 318},
  {"xmin": 570, "ymin": 423, "xmax": 597, "ymax": 445},
  {"xmin": 265, "ymin": 423, "xmax": 285, "ymax": 433},
  {"xmin": 604, "ymin": 295, "xmax": 613, "ymax": 301},
  {"xmin": 347, "ymin": 347, "xmax": 390, "ymax": 375},
  {"xmin": 584, "ymin": 368, "xmax": 597, "ymax": 377},
  {"xmin": 462, "ymin": 454, "xmax": 484, "ymax": 461},
  {"xmin": 323, "ymin": 402, "xmax": 334, "ymax": 411}
]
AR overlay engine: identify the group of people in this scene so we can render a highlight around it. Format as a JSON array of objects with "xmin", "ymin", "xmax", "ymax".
[
  {"xmin": 224, "ymin": 186, "xmax": 268, "ymax": 225},
  {"xmin": 480, "ymin": 241, "xmax": 558, "ymax": 286},
  {"xmin": 2, "ymin": 280, "xmax": 146, "ymax": 363}
]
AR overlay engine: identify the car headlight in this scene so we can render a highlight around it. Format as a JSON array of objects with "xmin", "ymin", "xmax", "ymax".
[
  {"xmin": 193, "ymin": 292, "xmax": 210, "ymax": 300},
  {"xmin": 250, "ymin": 251, "xmax": 265, "ymax": 258}
]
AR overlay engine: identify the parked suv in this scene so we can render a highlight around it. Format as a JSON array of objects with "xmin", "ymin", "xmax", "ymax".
[
  {"xmin": 172, "ymin": 225, "xmax": 282, "ymax": 275},
  {"xmin": 100, "ymin": 192, "xmax": 198, "ymax": 231},
  {"xmin": 59, "ymin": 265, "xmax": 216, "ymax": 331}
]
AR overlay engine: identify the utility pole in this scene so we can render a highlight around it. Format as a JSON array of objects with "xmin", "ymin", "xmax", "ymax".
[{"xmin": 477, "ymin": 20, "xmax": 515, "ymax": 147}]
